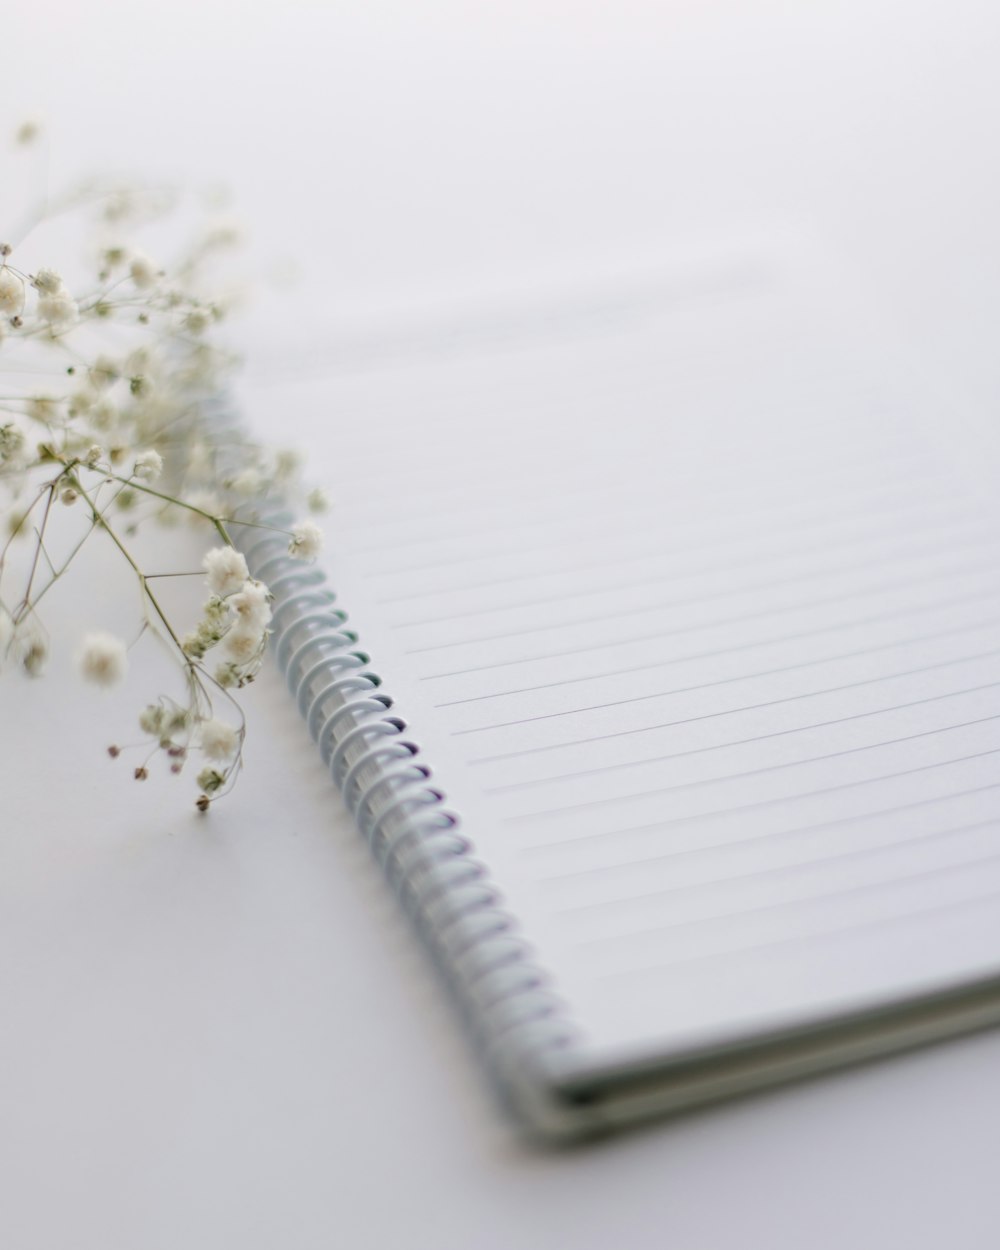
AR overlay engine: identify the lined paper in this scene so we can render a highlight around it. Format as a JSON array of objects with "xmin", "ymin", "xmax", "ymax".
[{"xmin": 249, "ymin": 244, "xmax": 1000, "ymax": 1063}]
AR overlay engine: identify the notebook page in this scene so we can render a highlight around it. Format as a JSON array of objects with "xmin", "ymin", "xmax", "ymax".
[{"xmin": 245, "ymin": 242, "xmax": 1000, "ymax": 1066}]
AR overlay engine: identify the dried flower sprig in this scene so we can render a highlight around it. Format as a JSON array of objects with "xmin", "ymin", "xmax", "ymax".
[{"xmin": 0, "ymin": 124, "xmax": 327, "ymax": 809}]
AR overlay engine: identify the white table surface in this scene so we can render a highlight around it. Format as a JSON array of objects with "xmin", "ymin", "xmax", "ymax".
[{"xmin": 3, "ymin": 3, "xmax": 1000, "ymax": 1246}]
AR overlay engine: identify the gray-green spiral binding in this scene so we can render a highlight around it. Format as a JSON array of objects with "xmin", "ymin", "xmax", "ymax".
[{"xmin": 238, "ymin": 521, "xmax": 584, "ymax": 1136}]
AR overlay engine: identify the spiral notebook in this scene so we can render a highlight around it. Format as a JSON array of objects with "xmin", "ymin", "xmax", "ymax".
[{"xmin": 239, "ymin": 239, "xmax": 1000, "ymax": 1138}]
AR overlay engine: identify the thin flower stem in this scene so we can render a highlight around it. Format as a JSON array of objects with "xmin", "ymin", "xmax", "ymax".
[
  {"xmin": 73, "ymin": 477, "xmax": 186, "ymax": 656},
  {"xmin": 22, "ymin": 479, "xmax": 126, "ymax": 616},
  {"xmin": 19, "ymin": 483, "xmax": 57, "ymax": 613},
  {"xmin": 0, "ymin": 481, "xmax": 52, "ymax": 573},
  {"xmin": 80, "ymin": 466, "xmax": 292, "ymax": 539}
]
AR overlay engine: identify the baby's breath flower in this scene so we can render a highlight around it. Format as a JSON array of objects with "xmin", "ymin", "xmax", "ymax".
[
  {"xmin": 203, "ymin": 221, "xmax": 241, "ymax": 249},
  {"xmin": 128, "ymin": 252, "xmax": 159, "ymax": 290},
  {"xmin": 183, "ymin": 308, "xmax": 211, "ymax": 334},
  {"xmin": 229, "ymin": 580, "xmax": 271, "ymax": 631},
  {"xmin": 222, "ymin": 626, "xmax": 263, "ymax": 664},
  {"xmin": 139, "ymin": 705, "xmax": 164, "ymax": 735},
  {"xmin": 67, "ymin": 388, "xmax": 94, "ymax": 417},
  {"xmin": 288, "ymin": 519, "xmax": 323, "ymax": 561},
  {"xmin": 89, "ymin": 398, "xmax": 117, "ymax": 431},
  {"xmin": 214, "ymin": 661, "xmax": 240, "ymax": 688},
  {"xmin": 274, "ymin": 448, "xmax": 301, "ymax": 480},
  {"xmin": 101, "ymin": 247, "xmax": 127, "ymax": 272},
  {"xmin": 202, "ymin": 595, "xmax": 229, "ymax": 626},
  {"xmin": 18, "ymin": 629, "xmax": 48, "ymax": 677},
  {"xmin": 164, "ymin": 707, "xmax": 190, "ymax": 736},
  {"xmin": 187, "ymin": 441, "xmax": 213, "ymax": 475},
  {"xmin": 77, "ymin": 631, "xmax": 129, "ymax": 687},
  {"xmin": 16, "ymin": 119, "xmax": 41, "ymax": 145},
  {"xmin": 31, "ymin": 268, "xmax": 63, "ymax": 295},
  {"xmin": 28, "ymin": 396, "xmax": 59, "ymax": 424},
  {"xmin": 133, "ymin": 449, "xmax": 163, "ymax": 481},
  {"xmin": 184, "ymin": 490, "xmax": 221, "ymax": 524},
  {"xmin": 196, "ymin": 766, "xmax": 226, "ymax": 794},
  {"xmin": 0, "ymin": 423, "xmax": 26, "ymax": 462},
  {"xmin": 0, "ymin": 271, "xmax": 22, "ymax": 315},
  {"xmin": 124, "ymin": 346, "xmax": 158, "ymax": 378},
  {"xmin": 89, "ymin": 356, "xmax": 118, "ymax": 390},
  {"xmin": 306, "ymin": 487, "xmax": 330, "ymax": 514},
  {"xmin": 228, "ymin": 467, "xmax": 262, "ymax": 496},
  {"xmin": 37, "ymin": 290, "xmax": 78, "ymax": 328},
  {"xmin": 0, "ymin": 169, "xmax": 293, "ymax": 808},
  {"xmin": 181, "ymin": 631, "xmax": 207, "ymax": 659},
  {"xmin": 202, "ymin": 546, "xmax": 249, "ymax": 597},
  {"xmin": 199, "ymin": 717, "xmax": 239, "ymax": 761}
]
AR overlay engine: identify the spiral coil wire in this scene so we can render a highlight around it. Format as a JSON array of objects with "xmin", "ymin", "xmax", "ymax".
[{"xmin": 237, "ymin": 522, "xmax": 580, "ymax": 1128}]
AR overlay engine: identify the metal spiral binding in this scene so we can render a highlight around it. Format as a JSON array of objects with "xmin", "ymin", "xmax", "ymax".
[{"xmin": 237, "ymin": 520, "xmax": 581, "ymax": 1133}]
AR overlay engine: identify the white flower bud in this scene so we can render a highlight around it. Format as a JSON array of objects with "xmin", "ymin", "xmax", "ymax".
[
  {"xmin": 133, "ymin": 449, "xmax": 163, "ymax": 481},
  {"xmin": 181, "ymin": 631, "xmax": 207, "ymax": 659},
  {"xmin": 37, "ymin": 291, "xmax": 78, "ymax": 327},
  {"xmin": 228, "ymin": 580, "xmax": 271, "ymax": 631},
  {"xmin": 89, "ymin": 356, "xmax": 119, "ymax": 390},
  {"xmin": 199, "ymin": 718, "xmax": 239, "ymax": 761},
  {"xmin": 19, "ymin": 630, "xmax": 48, "ymax": 677},
  {"xmin": 0, "ymin": 423, "xmax": 25, "ymax": 462},
  {"xmin": 202, "ymin": 596, "xmax": 229, "ymax": 626},
  {"xmin": 16, "ymin": 119, "xmax": 41, "ymax": 145},
  {"xmin": 139, "ymin": 705, "xmax": 164, "ymax": 735},
  {"xmin": 202, "ymin": 547, "xmax": 249, "ymax": 598},
  {"xmin": 214, "ymin": 661, "xmax": 240, "ymax": 688},
  {"xmin": 306, "ymin": 487, "xmax": 330, "ymax": 514},
  {"xmin": 28, "ymin": 396, "xmax": 59, "ymax": 423},
  {"xmin": 183, "ymin": 308, "xmax": 211, "ymax": 334},
  {"xmin": 129, "ymin": 252, "xmax": 159, "ymax": 290},
  {"xmin": 89, "ymin": 398, "xmax": 117, "ymax": 431},
  {"xmin": 222, "ymin": 626, "xmax": 262, "ymax": 664},
  {"xmin": 274, "ymin": 448, "xmax": 301, "ymax": 480},
  {"xmin": 228, "ymin": 467, "xmax": 261, "ymax": 496},
  {"xmin": 32, "ymin": 268, "xmax": 63, "ymax": 294},
  {"xmin": 0, "ymin": 270, "xmax": 22, "ymax": 314},
  {"xmin": 288, "ymin": 520, "xmax": 323, "ymax": 561},
  {"xmin": 77, "ymin": 631, "xmax": 128, "ymax": 688},
  {"xmin": 196, "ymin": 767, "xmax": 226, "ymax": 794}
]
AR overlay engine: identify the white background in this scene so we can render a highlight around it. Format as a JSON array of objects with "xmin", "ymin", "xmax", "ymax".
[{"xmin": 3, "ymin": 2, "xmax": 1000, "ymax": 1246}]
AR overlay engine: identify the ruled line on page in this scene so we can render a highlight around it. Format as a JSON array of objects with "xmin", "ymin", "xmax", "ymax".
[
  {"xmin": 372, "ymin": 485, "xmax": 965, "ymax": 604},
  {"xmin": 480, "ymin": 676, "xmax": 1000, "ymax": 794},
  {"xmin": 590, "ymin": 875, "xmax": 1000, "ymax": 982},
  {"xmin": 389, "ymin": 520, "xmax": 994, "ymax": 630},
  {"xmin": 344, "ymin": 442, "xmax": 892, "ymax": 553},
  {"xmin": 575, "ymin": 843, "xmax": 1000, "ymax": 952},
  {"xmin": 451, "ymin": 629, "xmax": 1000, "ymax": 738},
  {"xmin": 408, "ymin": 554, "xmax": 998, "ymax": 658},
  {"xmin": 501, "ymin": 712, "xmax": 1000, "ymax": 823},
  {"xmin": 533, "ymin": 782, "xmax": 1000, "ymax": 883},
  {"xmin": 551, "ymin": 817, "xmax": 1000, "ymax": 917},
  {"xmin": 423, "ymin": 586, "xmax": 1000, "ymax": 683},
  {"xmin": 363, "ymin": 471, "xmax": 944, "ymax": 579},
  {"xmin": 437, "ymin": 613, "xmax": 1000, "ymax": 714},
  {"xmin": 518, "ymin": 749, "xmax": 1000, "ymax": 849}
]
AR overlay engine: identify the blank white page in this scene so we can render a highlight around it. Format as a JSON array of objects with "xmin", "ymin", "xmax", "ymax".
[{"xmin": 245, "ymin": 240, "xmax": 1000, "ymax": 1069}]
